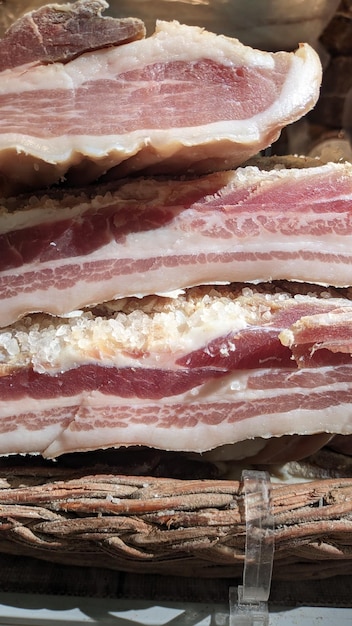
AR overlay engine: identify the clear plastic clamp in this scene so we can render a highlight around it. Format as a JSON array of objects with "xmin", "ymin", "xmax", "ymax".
[{"xmin": 229, "ymin": 469, "xmax": 274, "ymax": 626}]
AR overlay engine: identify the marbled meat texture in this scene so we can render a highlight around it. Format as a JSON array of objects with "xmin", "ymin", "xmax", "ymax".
[
  {"xmin": 1, "ymin": 160, "xmax": 352, "ymax": 327},
  {"xmin": 0, "ymin": 3, "xmax": 321, "ymax": 193}
]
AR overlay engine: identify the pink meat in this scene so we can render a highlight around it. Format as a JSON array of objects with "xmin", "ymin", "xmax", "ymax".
[
  {"xmin": 0, "ymin": 0, "xmax": 145, "ymax": 71},
  {"xmin": 1, "ymin": 283, "xmax": 352, "ymax": 458},
  {"xmin": 280, "ymin": 308, "xmax": 352, "ymax": 365},
  {"xmin": 1, "ymin": 160, "xmax": 352, "ymax": 328},
  {"xmin": 0, "ymin": 12, "xmax": 321, "ymax": 193}
]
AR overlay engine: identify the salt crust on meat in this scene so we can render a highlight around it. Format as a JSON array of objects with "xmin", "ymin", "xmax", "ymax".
[{"xmin": 0, "ymin": 282, "xmax": 348, "ymax": 375}]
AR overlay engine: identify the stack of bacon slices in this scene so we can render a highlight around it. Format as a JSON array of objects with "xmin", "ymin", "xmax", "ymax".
[{"xmin": 1, "ymin": 0, "xmax": 352, "ymax": 467}]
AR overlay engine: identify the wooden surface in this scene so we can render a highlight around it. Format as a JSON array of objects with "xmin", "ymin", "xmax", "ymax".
[{"xmin": 0, "ymin": 455, "xmax": 351, "ymax": 580}]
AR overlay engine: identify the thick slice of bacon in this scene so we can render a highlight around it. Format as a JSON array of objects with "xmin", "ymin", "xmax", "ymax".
[
  {"xmin": 1, "ymin": 283, "xmax": 352, "ymax": 459},
  {"xmin": 1, "ymin": 159, "xmax": 352, "ymax": 328},
  {"xmin": 0, "ymin": 5, "xmax": 321, "ymax": 193}
]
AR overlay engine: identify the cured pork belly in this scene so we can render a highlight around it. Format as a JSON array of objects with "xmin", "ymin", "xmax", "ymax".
[
  {"xmin": 1, "ymin": 282, "xmax": 352, "ymax": 459},
  {"xmin": 0, "ymin": 2, "xmax": 321, "ymax": 193},
  {"xmin": 2, "ymin": 159, "xmax": 352, "ymax": 328}
]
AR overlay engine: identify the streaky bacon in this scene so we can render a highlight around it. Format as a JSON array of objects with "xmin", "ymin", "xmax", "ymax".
[
  {"xmin": 1, "ymin": 159, "xmax": 352, "ymax": 328},
  {"xmin": 0, "ymin": 11, "xmax": 321, "ymax": 193},
  {"xmin": 1, "ymin": 283, "xmax": 352, "ymax": 459}
]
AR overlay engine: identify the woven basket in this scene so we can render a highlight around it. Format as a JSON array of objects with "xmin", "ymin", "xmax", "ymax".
[{"xmin": 0, "ymin": 450, "xmax": 351, "ymax": 580}]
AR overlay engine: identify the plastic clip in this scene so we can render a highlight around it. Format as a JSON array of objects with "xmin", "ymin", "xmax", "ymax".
[{"xmin": 229, "ymin": 469, "xmax": 274, "ymax": 626}]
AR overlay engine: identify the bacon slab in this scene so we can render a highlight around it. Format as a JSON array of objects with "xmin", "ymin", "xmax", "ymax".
[
  {"xmin": 0, "ymin": 4, "xmax": 321, "ymax": 193},
  {"xmin": 1, "ymin": 283, "xmax": 352, "ymax": 459},
  {"xmin": 2, "ymin": 159, "xmax": 352, "ymax": 328}
]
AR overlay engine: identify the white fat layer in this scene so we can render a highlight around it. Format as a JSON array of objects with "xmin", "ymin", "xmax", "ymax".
[
  {"xmin": 0, "ymin": 423, "xmax": 65, "ymax": 457},
  {"xmin": 3, "ymin": 232, "xmax": 352, "ymax": 266},
  {"xmin": 0, "ymin": 122, "xmax": 290, "ymax": 162}
]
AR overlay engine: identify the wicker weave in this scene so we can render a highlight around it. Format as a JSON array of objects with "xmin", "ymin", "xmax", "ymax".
[{"xmin": 0, "ymin": 458, "xmax": 351, "ymax": 579}]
